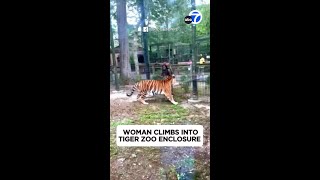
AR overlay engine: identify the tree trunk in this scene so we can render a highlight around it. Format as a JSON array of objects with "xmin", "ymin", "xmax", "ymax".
[
  {"xmin": 132, "ymin": 32, "xmax": 140, "ymax": 76},
  {"xmin": 110, "ymin": 17, "xmax": 120, "ymax": 91},
  {"xmin": 116, "ymin": 0, "xmax": 131, "ymax": 82}
]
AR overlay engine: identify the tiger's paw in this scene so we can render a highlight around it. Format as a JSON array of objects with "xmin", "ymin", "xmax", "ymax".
[
  {"xmin": 172, "ymin": 101, "xmax": 178, "ymax": 105},
  {"xmin": 142, "ymin": 102, "xmax": 149, "ymax": 105}
]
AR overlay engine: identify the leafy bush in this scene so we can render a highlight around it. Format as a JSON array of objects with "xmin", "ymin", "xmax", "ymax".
[{"xmin": 152, "ymin": 70, "xmax": 163, "ymax": 80}]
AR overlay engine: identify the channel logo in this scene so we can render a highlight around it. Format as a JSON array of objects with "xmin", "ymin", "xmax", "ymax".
[
  {"xmin": 184, "ymin": 16, "xmax": 192, "ymax": 24},
  {"xmin": 189, "ymin": 10, "xmax": 202, "ymax": 24}
]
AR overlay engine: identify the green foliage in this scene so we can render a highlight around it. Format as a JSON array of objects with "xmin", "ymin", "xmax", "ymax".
[
  {"xmin": 147, "ymin": 1, "xmax": 210, "ymax": 53},
  {"xmin": 196, "ymin": 5, "xmax": 210, "ymax": 36},
  {"xmin": 180, "ymin": 66, "xmax": 190, "ymax": 74},
  {"xmin": 152, "ymin": 69, "xmax": 163, "ymax": 80},
  {"xmin": 130, "ymin": 54, "xmax": 135, "ymax": 65},
  {"xmin": 180, "ymin": 75, "xmax": 191, "ymax": 93},
  {"xmin": 135, "ymin": 74, "xmax": 142, "ymax": 82},
  {"xmin": 148, "ymin": 0, "xmax": 193, "ymax": 45}
]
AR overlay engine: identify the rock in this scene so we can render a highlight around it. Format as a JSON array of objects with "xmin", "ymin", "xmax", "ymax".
[
  {"xmin": 131, "ymin": 154, "xmax": 137, "ymax": 158},
  {"xmin": 117, "ymin": 158, "xmax": 126, "ymax": 163}
]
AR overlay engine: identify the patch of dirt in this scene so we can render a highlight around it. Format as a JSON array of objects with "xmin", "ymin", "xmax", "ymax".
[
  {"xmin": 110, "ymin": 147, "xmax": 163, "ymax": 180},
  {"xmin": 110, "ymin": 99, "xmax": 139, "ymax": 120},
  {"xmin": 110, "ymin": 90, "xmax": 210, "ymax": 180}
]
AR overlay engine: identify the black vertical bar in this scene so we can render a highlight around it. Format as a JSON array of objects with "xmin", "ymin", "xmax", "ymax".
[
  {"xmin": 141, "ymin": 0, "xmax": 150, "ymax": 79},
  {"xmin": 191, "ymin": 0, "xmax": 198, "ymax": 99}
]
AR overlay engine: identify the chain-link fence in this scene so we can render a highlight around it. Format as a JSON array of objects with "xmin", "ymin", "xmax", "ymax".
[
  {"xmin": 110, "ymin": 62, "xmax": 210, "ymax": 97},
  {"xmin": 171, "ymin": 63, "xmax": 210, "ymax": 97}
]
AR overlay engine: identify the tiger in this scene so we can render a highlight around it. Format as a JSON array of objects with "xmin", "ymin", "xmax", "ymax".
[
  {"xmin": 146, "ymin": 63, "xmax": 175, "ymax": 97},
  {"xmin": 126, "ymin": 64, "xmax": 178, "ymax": 105}
]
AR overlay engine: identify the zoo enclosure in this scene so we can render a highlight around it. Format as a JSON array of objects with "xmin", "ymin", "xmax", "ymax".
[
  {"xmin": 111, "ymin": 36, "xmax": 210, "ymax": 97},
  {"xmin": 110, "ymin": 63, "xmax": 210, "ymax": 97}
]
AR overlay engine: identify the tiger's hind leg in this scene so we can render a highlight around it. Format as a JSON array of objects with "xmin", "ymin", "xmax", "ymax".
[
  {"xmin": 145, "ymin": 91, "xmax": 154, "ymax": 98},
  {"xmin": 164, "ymin": 91, "xmax": 178, "ymax": 105},
  {"xmin": 137, "ymin": 91, "xmax": 149, "ymax": 105},
  {"xmin": 136, "ymin": 93, "xmax": 141, "ymax": 100}
]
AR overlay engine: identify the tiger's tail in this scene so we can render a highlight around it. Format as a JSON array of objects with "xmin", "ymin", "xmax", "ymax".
[{"xmin": 127, "ymin": 83, "xmax": 138, "ymax": 97}]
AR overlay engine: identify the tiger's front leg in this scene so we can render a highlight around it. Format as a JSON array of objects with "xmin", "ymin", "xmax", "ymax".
[{"xmin": 164, "ymin": 91, "xmax": 178, "ymax": 105}]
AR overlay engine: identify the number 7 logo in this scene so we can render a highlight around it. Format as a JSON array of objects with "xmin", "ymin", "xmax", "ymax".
[{"xmin": 189, "ymin": 10, "xmax": 202, "ymax": 25}]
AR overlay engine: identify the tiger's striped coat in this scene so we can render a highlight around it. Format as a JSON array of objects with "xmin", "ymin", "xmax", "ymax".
[{"xmin": 126, "ymin": 75, "xmax": 178, "ymax": 105}]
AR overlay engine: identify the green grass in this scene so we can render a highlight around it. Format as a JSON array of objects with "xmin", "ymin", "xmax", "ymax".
[
  {"xmin": 110, "ymin": 97, "xmax": 190, "ymax": 158},
  {"xmin": 110, "ymin": 118, "xmax": 134, "ymax": 128},
  {"xmin": 110, "ymin": 133, "xmax": 118, "ymax": 157},
  {"xmin": 138, "ymin": 104, "xmax": 189, "ymax": 125},
  {"xmin": 110, "ymin": 118, "xmax": 134, "ymax": 157}
]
